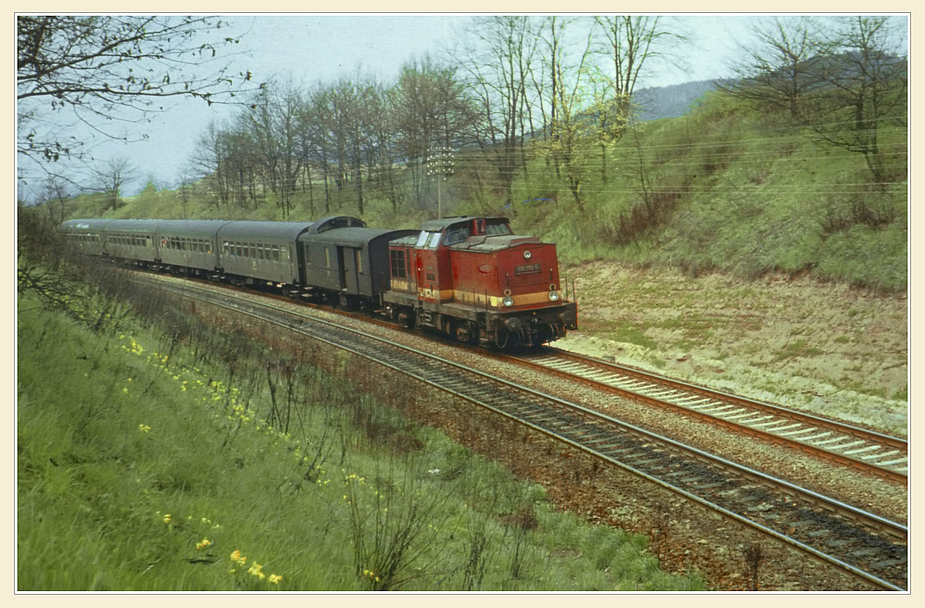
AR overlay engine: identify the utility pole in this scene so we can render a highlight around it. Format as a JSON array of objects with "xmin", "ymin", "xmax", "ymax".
[{"xmin": 426, "ymin": 146, "xmax": 454, "ymax": 219}]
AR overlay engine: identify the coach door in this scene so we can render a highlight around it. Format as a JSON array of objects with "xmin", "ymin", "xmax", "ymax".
[{"xmin": 339, "ymin": 246, "xmax": 363, "ymax": 294}]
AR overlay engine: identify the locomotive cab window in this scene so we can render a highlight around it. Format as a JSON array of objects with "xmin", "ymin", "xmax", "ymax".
[
  {"xmin": 443, "ymin": 226, "xmax": 470, "ymax": 246},
  {"xmin": 390, "ymin": 249, "xmax": 407, "ymax": 279},
  {"xmin": 485, "ymin": 222, "xmax": 512, "ymax": 236}
]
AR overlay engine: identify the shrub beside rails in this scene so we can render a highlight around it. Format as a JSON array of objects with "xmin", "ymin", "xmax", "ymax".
[{"xmin": 61, "ymin": 216, "xmax": 578, "ymax": 348}]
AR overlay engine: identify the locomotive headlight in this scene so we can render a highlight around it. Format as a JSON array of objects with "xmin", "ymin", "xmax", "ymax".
[
  {"xmin": 523, "ymin": 250, "xmax": 531, "ymax": 259},
  {"xmin": 548, "ymin": 291, "xmax": 560, "ymax": 302},
  {"xmin": 502, "ymin": 296, "xmax": 515, "ymax": 307}
]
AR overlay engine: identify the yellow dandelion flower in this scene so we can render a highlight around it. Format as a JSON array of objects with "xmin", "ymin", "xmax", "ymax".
[
  {"xmin": 163, "ymin": 514, "xmax": 171, "ymax": 524},
  {"xmin": 248, "ymin": 563, "xmax": 265, "ymax": 579},
  {"xmin": 268, "ymin": 574, "xmax": 283, "ymax": 584}
]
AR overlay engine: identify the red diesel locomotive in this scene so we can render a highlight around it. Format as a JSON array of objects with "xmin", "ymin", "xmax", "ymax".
[{"xmin": 383, "ymin": 216, "xmax": 578, "ymax": 348}]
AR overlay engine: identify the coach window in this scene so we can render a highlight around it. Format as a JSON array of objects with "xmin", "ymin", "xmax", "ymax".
[
  {"xmin": 324, "ymin": 247, "xmax": 331, "ymax": 268},
  {"xmin": 355, "ymin": 249, "xmax": 363, "ymax": 274}
]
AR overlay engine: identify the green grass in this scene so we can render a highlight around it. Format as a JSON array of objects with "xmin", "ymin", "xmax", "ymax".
[
  {"xmin": 17, "ymin": 285, "xmax": 706, "ymax": 592},
  {"xmin": 772, "ymin": 339, "xmax": 826, "ymax": 362},
  {"xmin": 48, "ymin": 86, "xmax": 906, "ymax": 294}
]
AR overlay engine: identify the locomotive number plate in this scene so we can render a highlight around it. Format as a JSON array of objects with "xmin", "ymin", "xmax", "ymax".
[{"xmin": 515, "ymin": 263, "xmax": 541, "ymax": 275}]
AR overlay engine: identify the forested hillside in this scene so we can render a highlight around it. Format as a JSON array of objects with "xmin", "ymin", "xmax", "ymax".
[{"xmin": 29, "ymin": 16, "xmax": 907, "ymax": 292}]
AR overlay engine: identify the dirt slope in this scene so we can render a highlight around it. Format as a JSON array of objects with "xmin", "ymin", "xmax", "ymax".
[{"xmin": 556, "ymin": 261, "xmax": 909, "ymax": 437}]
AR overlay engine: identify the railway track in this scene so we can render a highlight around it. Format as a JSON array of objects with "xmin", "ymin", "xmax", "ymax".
[
  {"xmin": 147, "ymin": 277, "xmax": 908, "ymax": 591},
  {"xmin": 509, "ymin": 348, "xmax": 909, "ymax": 484}
]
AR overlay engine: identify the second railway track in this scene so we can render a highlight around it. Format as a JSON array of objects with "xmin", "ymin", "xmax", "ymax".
[
  {"xmin": 146, "ymin": 276, "xmax": 908, "ymax": 591},
  {"xmin": 508, "ymin": 348, "xmax": 909, "ymax": 484}
]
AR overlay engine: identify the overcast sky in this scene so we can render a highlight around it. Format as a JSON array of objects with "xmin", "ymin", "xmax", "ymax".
[
  {"xmin": 17, "ymin": 13, "xmax": 909, "ymax": 199},
  {"xmin": 118, "ymin": 14, "xmax": 755, "ymax": 193}
]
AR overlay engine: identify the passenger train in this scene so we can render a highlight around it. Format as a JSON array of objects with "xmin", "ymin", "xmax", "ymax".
[{"xmin": 61, "ymin": 215, "xmax": 578, "ymax": 348}]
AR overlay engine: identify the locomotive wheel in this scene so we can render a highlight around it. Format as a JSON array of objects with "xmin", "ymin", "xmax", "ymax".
[{"xmin": 493, "ymin": 329, "xmax": 509, "ymax": 349}]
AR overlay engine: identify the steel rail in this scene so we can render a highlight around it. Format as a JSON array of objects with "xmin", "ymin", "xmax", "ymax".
[
  {"xmin": 147, "ymin": 278, "xmax": 908, "ymax": 591},
  {"xmin": 503, "ymin": 347, "xmax": 908, "ymax": 484}
]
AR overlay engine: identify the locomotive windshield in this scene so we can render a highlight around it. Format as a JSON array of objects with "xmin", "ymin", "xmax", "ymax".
[
  {"xmin": 443, "ymin": 225, "xmax": 470, "ymax": 246},
  {"xmin": 415, "ymin": 231, "xmax": 443, "ymax": 249}
]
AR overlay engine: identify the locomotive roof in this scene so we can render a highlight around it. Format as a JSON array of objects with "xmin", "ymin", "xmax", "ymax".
[
  {"xmin": 419, "ymin": 216, "xmax": 510, "ymax": 232},
  {"xmin": 449, "ymin": 234, "xmax": 543, "ymax": 253}
]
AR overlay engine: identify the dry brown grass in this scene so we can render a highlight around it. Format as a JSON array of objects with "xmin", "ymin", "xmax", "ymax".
[{"xmin": 557, "ymin": 261, "xmax": 908, "ymax": 436}]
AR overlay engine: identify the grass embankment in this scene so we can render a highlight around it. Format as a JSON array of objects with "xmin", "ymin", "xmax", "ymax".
[
  {"xmin": 17, "ymin": 285, "xmax": 706, "ymax": 591},
  {"xmin": 53, "ymin": 89, "xmax": 906, "ymax": 294},
  {"xmin": 506, "ymin": 94, "xmax": 906, "ymax": 292}
]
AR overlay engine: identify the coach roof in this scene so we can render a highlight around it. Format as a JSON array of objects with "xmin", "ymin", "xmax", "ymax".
[
  {"xmin": 154, "ymin": 220, "xmax": 232, "ymax": 238},
  {"xmin": 216, "ymin": 221, "xmax": 315, "ymax": 242}
]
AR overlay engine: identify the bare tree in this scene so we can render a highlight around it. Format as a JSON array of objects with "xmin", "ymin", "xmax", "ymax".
[
  {"xmin": 93, "ymin": 157, "xmax": 137, "ymax": 211},
  {"xmin": 191, "ymin": 120, "xmax": 232, "ymax": 207},
  {"xmin": 591, "ymin": 16, "xmax": 686, "ymax": 180},
  {"xmin": 391, "ymin": 57, "xmax": 474, "ymax": 210},
  {"xmin": 806, "ymin": 16, "xmax": 907, "ymax": 183},
  {"xmin": 41, "ymin": 176, "xmax": 71, "ymax": 224},
  {"xmin": 535, "ymin": 16, "xmax": 595, "ymax": 211},
  {"xmin": 719, "ymin": 16, "xmax": 824, "ymax": 122},
  {"xmin": 458, "ymin": 16, "xmax": 538, "ymax": 208},
  {"xmin": 246, "ymin": 80, "xmax": 307, "ymax": 218},
  {"xmin": 364, "ymin": 83, "xmax": 404, "ymax": 215},
  {"xmin": 176, "ymin": 168, "xmax": 200, "ymax": 218},
  {"xmin": 17, "ymin": 15, "xmax": 259, "ymax": 184}
]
